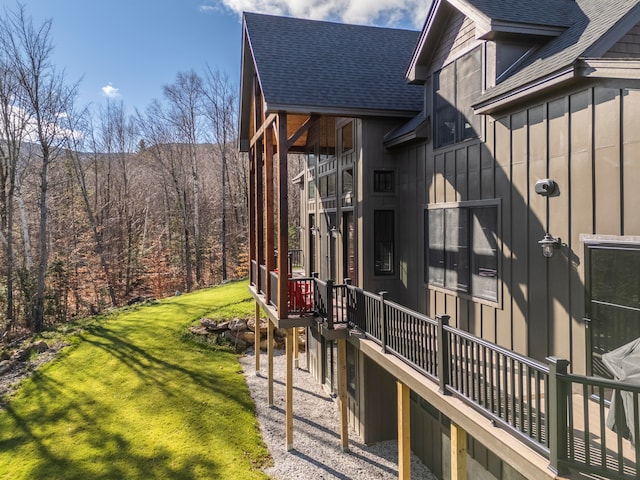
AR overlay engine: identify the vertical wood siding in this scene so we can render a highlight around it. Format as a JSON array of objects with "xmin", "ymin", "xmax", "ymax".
[{"xmin": 401, "ymin": 85, "xmax": 640, "ymax": 373}]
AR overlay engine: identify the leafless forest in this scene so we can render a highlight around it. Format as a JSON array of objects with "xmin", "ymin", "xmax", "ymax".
[{"xmin": 0, "ymin": 6, "xmax": 288, "ymax": 336}]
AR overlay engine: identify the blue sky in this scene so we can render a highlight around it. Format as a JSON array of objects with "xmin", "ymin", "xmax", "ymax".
[{"xmin": 2, "ymin": 1, "xmax": 427, "ymax": 114}]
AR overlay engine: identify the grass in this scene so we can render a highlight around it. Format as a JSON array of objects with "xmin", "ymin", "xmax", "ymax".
[{"xmin": 0, "ymin": 279, "xmax": 270, "ymax": 480}]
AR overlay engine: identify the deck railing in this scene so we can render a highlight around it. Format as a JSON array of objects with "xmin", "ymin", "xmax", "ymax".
[
  {"xmin": 288, "ymin": 276, "xmax": 314, "ymax": 315},
  {"xmin": 258, "ymin": 265, "xmax": 267, "ymax": 295},
  {"xmin": 443, "ymin": 320, "xmax": 549, "ymax": 455},
  {"xmin": 551, "ymin": 366, "xmax": 640, "ymax": 479},
  {"xmin": 250, "ymin": 259, "xmax": 257, "ymax": 287},
  {"xmin": 289, "ymin": 249, "xmax": 303, "ymax": 268},
  {"xmin": 249, "ymin": 264, "xmax": 637, "ymax": 479},
  {"xmin": 269, "ymin": 271, "xmax": 278, "ymax": 307}
]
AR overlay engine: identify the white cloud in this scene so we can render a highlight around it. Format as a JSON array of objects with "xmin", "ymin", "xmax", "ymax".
[
  {"xmin": 212, "ymin": 0, "xmax": 429, "ymax": 28},
  {"xmin": 101, "ymin": 83, "xmax": 121, "ymax": 99},
  {"xmin": 199, "ymin": 5, "xmax": 217, "ymax": 12}
]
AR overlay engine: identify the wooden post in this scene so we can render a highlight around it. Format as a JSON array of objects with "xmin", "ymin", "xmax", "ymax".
[
  {"xmin": 248, "ymin": 146, "xmax": 256, "ymax": 281},
  {"xmin": 397, "ymin": 380, "xmax": 411, "ymax": 480},
  {"xmin": 326, "ymin": 279, "xmax": 335, "ymax": 329},
  {"xmin": 254, "ymin": 303, "xmax": 261, "ymax": 374},
  {"xmin": 380, "ymin": 291, "xmax": 388, "ymax": 353},
  {"xmin": 267, "ymin": 319, "xmax": 274, "ymax": 406},
  {"xmin": 436, "ymin": 314, "xmax": 451, "ymax": 394},
  {"xmin": 286, "ymin": 327, "xmax": 294, "ymax": 451},
  {"xmin": 264, "ymin": 125, "xmax": 275, "ymax": 297},
  {"xmin": 337, "ymin": 338, "xmax": 349, "ymax": 451},
  {"xmin": 255, "ymin": 142, "xmax": 264, "ymax": 292},
  {"xmin": 451, "ymin": 422, "xmax": 467, "ymax": 480},
  {"xmin": 276, "ymin": 112, "xmax": 289, "ymax": 319},
  {"xmin": 293, "ymin": 327, "xmax": 299, "ymax": 369}
]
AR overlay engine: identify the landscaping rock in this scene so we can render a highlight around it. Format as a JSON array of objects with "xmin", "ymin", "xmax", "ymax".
[
  {"xmin": 238, "ymin": 331, "xmax": 255, "ymax": 344},
  {"xmin": 228, "ymin": 319, "xmax": 247, "ymax": 332},
  {"xmin": 191, "ymin": 316, "xmax": 306, "ymax": 353},
  {"xmin": 212, "ymin": 321, "xmax": 230, "ymax": 332},
  {"xmin": 247, "ymin": 318, "xmax": 268, "ymax": 335},
  {"xmin": 189, "ymin": 326, "xmax": 209, "ymax": 336},
  {"xmin": 224, "ymin": 330, "xmax": 247, "ymax": 350}
]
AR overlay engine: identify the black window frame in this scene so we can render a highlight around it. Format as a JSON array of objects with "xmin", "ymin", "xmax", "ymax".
[
  {"xmin": 425, "ymin": 200, "xmax": 500, "ymax": 303},
  {"xmin": 433, "ymin": 46, "xmax": 482, "ymax": 149},
  {"xmin": 373, "ymin": 170, "xmax": 394, "ymax": 193},
  {"xmin": 584, "ymin": 238, "xmax": 640, "ymax": 380},
  {"xmin": 374, "ymin": 210, "xmax": 395, "ymax": 276}
]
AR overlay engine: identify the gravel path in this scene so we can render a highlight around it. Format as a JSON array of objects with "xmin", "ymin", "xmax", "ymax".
[{"xmin": 240, "ymin": 349, "xmax": 437, "ymax": 480}]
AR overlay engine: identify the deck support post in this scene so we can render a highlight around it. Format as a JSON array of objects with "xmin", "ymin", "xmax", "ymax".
[
  {"xmin": 397, "ymin": 380, "xmax": 410, "ymax": 480},
  {"xmin": 267, "ymin": 319, "xmax": 274, "ymax": 406},
  {"xmin": 337, "ymin": 338, "xmax": 349, "ymax": 451},
  {"xmin": 451, "ymin": 422, "xmax": 467, "ymax": 480},
  {"xmin": 254, "ymin": 303, "xmax": 261, "ymax": 373},
  {"xmin": 294, "ymin": 327, "xmax": 299, "ymax": 369},
  {"xmin": 286, "ymin": 327, "xmax": 294, "ymax": 451}
]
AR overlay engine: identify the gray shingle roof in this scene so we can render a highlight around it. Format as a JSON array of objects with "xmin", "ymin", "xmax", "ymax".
[
  {"xmin": 461, "ymin": 0, "xmax": 575, "ymax": 28},
  {"xmin": 477, "ymin": 0, "xmax": 640, "ymax": 106},
  {"xmin": 243, "ymin": 12, "xmax": 423, "ymax": 115}
]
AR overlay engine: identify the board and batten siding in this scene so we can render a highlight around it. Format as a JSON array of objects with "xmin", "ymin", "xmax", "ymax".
[{"xmin": 412, "ymin": 85, "xmax": 640, "ymax": 372}]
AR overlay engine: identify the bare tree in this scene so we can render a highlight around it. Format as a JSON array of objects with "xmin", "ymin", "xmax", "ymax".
[
  {"xmin": 2, "ymin": 5, "xmax": 77, "ymax": 331},
  {"xmin": 0, "ymin": 32, "xmax": 28, "ymax": 332},
  {"xmin": 137, "ymin": 100, "xmax": 194, "ymax": 292},
  {"xmin": 162, "ymin": 71, "xmax": 204, "ymax": 286},
  {"xmin": 201, "ymin": 67, "xmax": 240, "ymax": 281}
]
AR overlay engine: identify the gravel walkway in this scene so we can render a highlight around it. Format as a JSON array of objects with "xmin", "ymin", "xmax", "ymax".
[{"xmin": 240, "ymin": 349, "xmax": 437, "ymax": 480}]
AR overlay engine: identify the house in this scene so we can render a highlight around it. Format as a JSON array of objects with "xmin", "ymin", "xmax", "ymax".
[{"xmin": 239, "ymin": 1, "xmax": 640, "ymax": 479}]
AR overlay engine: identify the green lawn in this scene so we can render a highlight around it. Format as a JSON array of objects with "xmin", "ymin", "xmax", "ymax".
[{"xmin": 0, "ymin": 280, "xmax": 270, "ymax": 480}]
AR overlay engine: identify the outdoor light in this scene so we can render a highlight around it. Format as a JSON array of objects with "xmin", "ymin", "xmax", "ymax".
[
  {"xmin": 539, "ymin": 233, "xmax": 561, "ymax": 258},
  {"xmin": 330, "ymin": 226, "xmax": 340, "ymax": 238},
  {"xmin": 310, "ymin": 226, "xmax": 319, "ymax": 236}
]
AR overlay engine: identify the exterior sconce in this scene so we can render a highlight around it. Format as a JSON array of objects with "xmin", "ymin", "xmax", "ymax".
[
  {"xmin": 539, "ymin": 233, "xmax": 561, "ymax": 258},
  {"xmin": 310, "ymin": 226, "xmax": 319, "ymax": 236},
  {"xmin": 330, "ymin": 226, "xmax": 340, "ymax": 238}
]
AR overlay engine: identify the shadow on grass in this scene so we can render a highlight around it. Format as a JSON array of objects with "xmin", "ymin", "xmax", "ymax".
[{"xmin": 0, "ymin": 289, "xmax": 265, "ymax": 479}]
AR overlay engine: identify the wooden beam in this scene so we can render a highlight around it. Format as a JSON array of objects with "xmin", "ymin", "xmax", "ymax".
[
  {"xmin": 338, "ymin": 338, "xmax": 349, "ymax": 452},
  {"xmin": 264, "ymin": 123, "xmax": 275, "ymax": 296},
  {"xmin": 254, "ymin": 303, "xmax": 260, "ymax": 373},
  {"xmin": 397, "ymin": 380, "xmax": 411, "ymax": 480},
  {"xmin": 286, "ymin": 327, "xmax": 294, "ymax": 451},
  {"xmin": 267, "ymin": 319, "xmax": 274, "ymax": 406},
  {"xmin": 287, "ymin": 114, "xmax": 320, "ymax": 150},
  {"xmin": 248, "ymin": 146, "xmax": 256, "ymax": 273},
  {"xmin": 451, "ymin": 422, "xmax": 467, "ymax": 480},
  {"xmin": 250, "ymin": 113, "xmax": 277, "ymax": 149},
  {"xmin": 254, "ymin": 143, "xmax": 264, "ymax": 290},
  {"xmin": 276, "ymin": 112, "xmax": 289, "ymax": 319}
]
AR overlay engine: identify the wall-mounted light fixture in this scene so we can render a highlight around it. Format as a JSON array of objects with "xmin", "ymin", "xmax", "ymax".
[
  {"xmin": 310, "ymin": 226, "xmax": 319, "ymax": 236},
  {"xmin": 538, "ymin": 233, "xmax": 561, "ymax": 258},
  {"xmin": 330, "ymin": 226, "xmax": 340, "ymax": 238}
]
